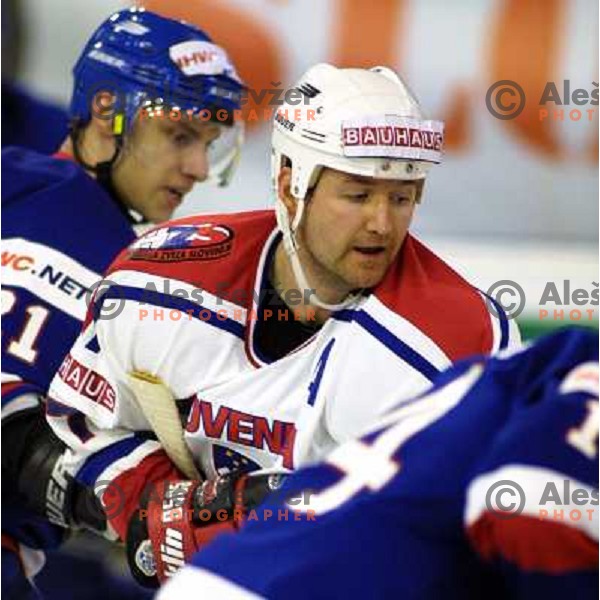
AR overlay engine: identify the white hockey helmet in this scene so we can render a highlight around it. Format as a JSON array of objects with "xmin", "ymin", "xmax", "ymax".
[{"xmin": 271, "ymin": 63, "xmax": 444, "ymax": 310}]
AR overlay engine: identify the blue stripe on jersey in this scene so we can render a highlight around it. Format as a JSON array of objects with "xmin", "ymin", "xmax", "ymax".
[
  {"xmin": 94, "ymin": 285, "xmax": 245, "ymax": 339},
  {"xmin": 480, "ymin": 292, "xmax": 509, "ymax": 350},
  {"xmin": 333, "ymin": 309, "xmax": 442, "ymax": 382},
  {"xmin": 46, "ymin": 399, "xmax": 94, "ymax": 443},
  {"xmin": 1, "ymin": 382, "xmax": 43, "ymax": 406},
  {"xmin": 77, "ymin": 436, "xmax": 150, "ymax": 486},
  {"xmin": 46, "ymin": 397, "xmax": 79, "ymax": 417},
  {"xmin": 332, "ymin": 309, "xmax": 354, "ymax": 323},
  {"xmin": 86, "ymin": 334, "xmax": 101, "ymax": 354}
]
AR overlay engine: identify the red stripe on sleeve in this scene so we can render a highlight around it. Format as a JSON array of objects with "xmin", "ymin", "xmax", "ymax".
[
  {"xmin": 1, "ymin": 381, "xmax": 41, "ymax": 401},
  {"xmin": 468, "ymin": 512, "xmax": 598, "ymax": 573},
  {"xmin": 2, "ymin": 382, "xmax": 26, "ymax": 396}
]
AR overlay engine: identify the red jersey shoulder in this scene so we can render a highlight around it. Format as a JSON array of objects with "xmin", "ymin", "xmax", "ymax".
[
  {"xmin": 375, "ymin": 235, "xmax": 493, "ymax": 360},
  {"xmin": 107, "ymin": 210, "xmax": 276, "ymax": 304}
]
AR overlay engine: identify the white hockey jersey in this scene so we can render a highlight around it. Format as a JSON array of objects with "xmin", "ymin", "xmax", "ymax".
[{"xmin": 47, "ymin": 210, "xmax": 519, "ymax": 539}]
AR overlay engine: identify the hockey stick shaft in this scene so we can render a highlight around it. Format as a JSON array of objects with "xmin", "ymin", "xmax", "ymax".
[{"xmin": 128, "ymin": 371, "xmax": 201, "ymax": 480}]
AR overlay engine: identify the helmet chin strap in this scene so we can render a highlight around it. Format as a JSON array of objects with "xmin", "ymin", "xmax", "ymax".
[
  {"xmin": 277, "ymin": 197, "xmax": 362, "ymax": 312},
  {"xmin": 69, "ymin": 118, "xmax": 144, "ymax": 224}
]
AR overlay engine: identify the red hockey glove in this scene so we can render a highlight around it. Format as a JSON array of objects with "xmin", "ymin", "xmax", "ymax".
[{"xmin": 126, "ymin": 473, "xmax": 253, "ymax": 587}]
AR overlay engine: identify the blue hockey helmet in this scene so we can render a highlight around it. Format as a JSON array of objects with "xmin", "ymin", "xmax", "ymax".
[{"xmin": 69, "ymin": 7, "xmax": 245, "ymax": 185}]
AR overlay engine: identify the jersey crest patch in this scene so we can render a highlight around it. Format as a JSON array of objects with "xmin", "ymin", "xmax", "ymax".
[
  {"xmin": 212, "ymin": 445, "xmax": 261, "ymax": 476},
  {"xmin": 130, "ymin": 224, "xmax": 234, "ymax": 262}
]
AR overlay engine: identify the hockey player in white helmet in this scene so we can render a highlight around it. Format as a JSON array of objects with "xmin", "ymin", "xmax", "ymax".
[
  {"xmin": 47, "ymin": 63, "xmax": 520, "ymax": 588},
  {"xmin": 272, "ymin": 63, "xmax": 444, "ymax": 315}
]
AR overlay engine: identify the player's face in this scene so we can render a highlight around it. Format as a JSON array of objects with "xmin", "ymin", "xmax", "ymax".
[
  {"xmin": 297, "ymin": 168, "xmax": 420, "ymax": 292},
  {"xmin": 111, "ymin": 117, "xmax": 221, "ymax": 223}
]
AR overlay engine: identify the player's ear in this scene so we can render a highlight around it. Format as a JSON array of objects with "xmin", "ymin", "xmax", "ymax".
[
  {"xmin": 277, "ymin": 166, "xmax": 297, "ymax": 220},
  {"xmin": 88, "ymin": 91, "xmax": 119, "ymax": 139}
]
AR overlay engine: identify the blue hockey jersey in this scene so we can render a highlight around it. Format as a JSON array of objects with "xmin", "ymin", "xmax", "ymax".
[
  {"xmin": 158, "ymin": 327, "xmax": 599, "ymax": 600},
  {"xmin": 2, "ymin": 83, "xmax": 68, "ymax": 154},
  {"xmin": 1, "ymin": 147, "xmax": 136, "ymax": 557},
  {"xmin": 2, "ymin": 147, "xmax": 136, "ymax": 417}
]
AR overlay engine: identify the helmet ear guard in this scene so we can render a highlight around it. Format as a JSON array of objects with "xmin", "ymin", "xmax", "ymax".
[{"xmin": 270, "ymin": 63, "xmax": 445, "ymax": 311}]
